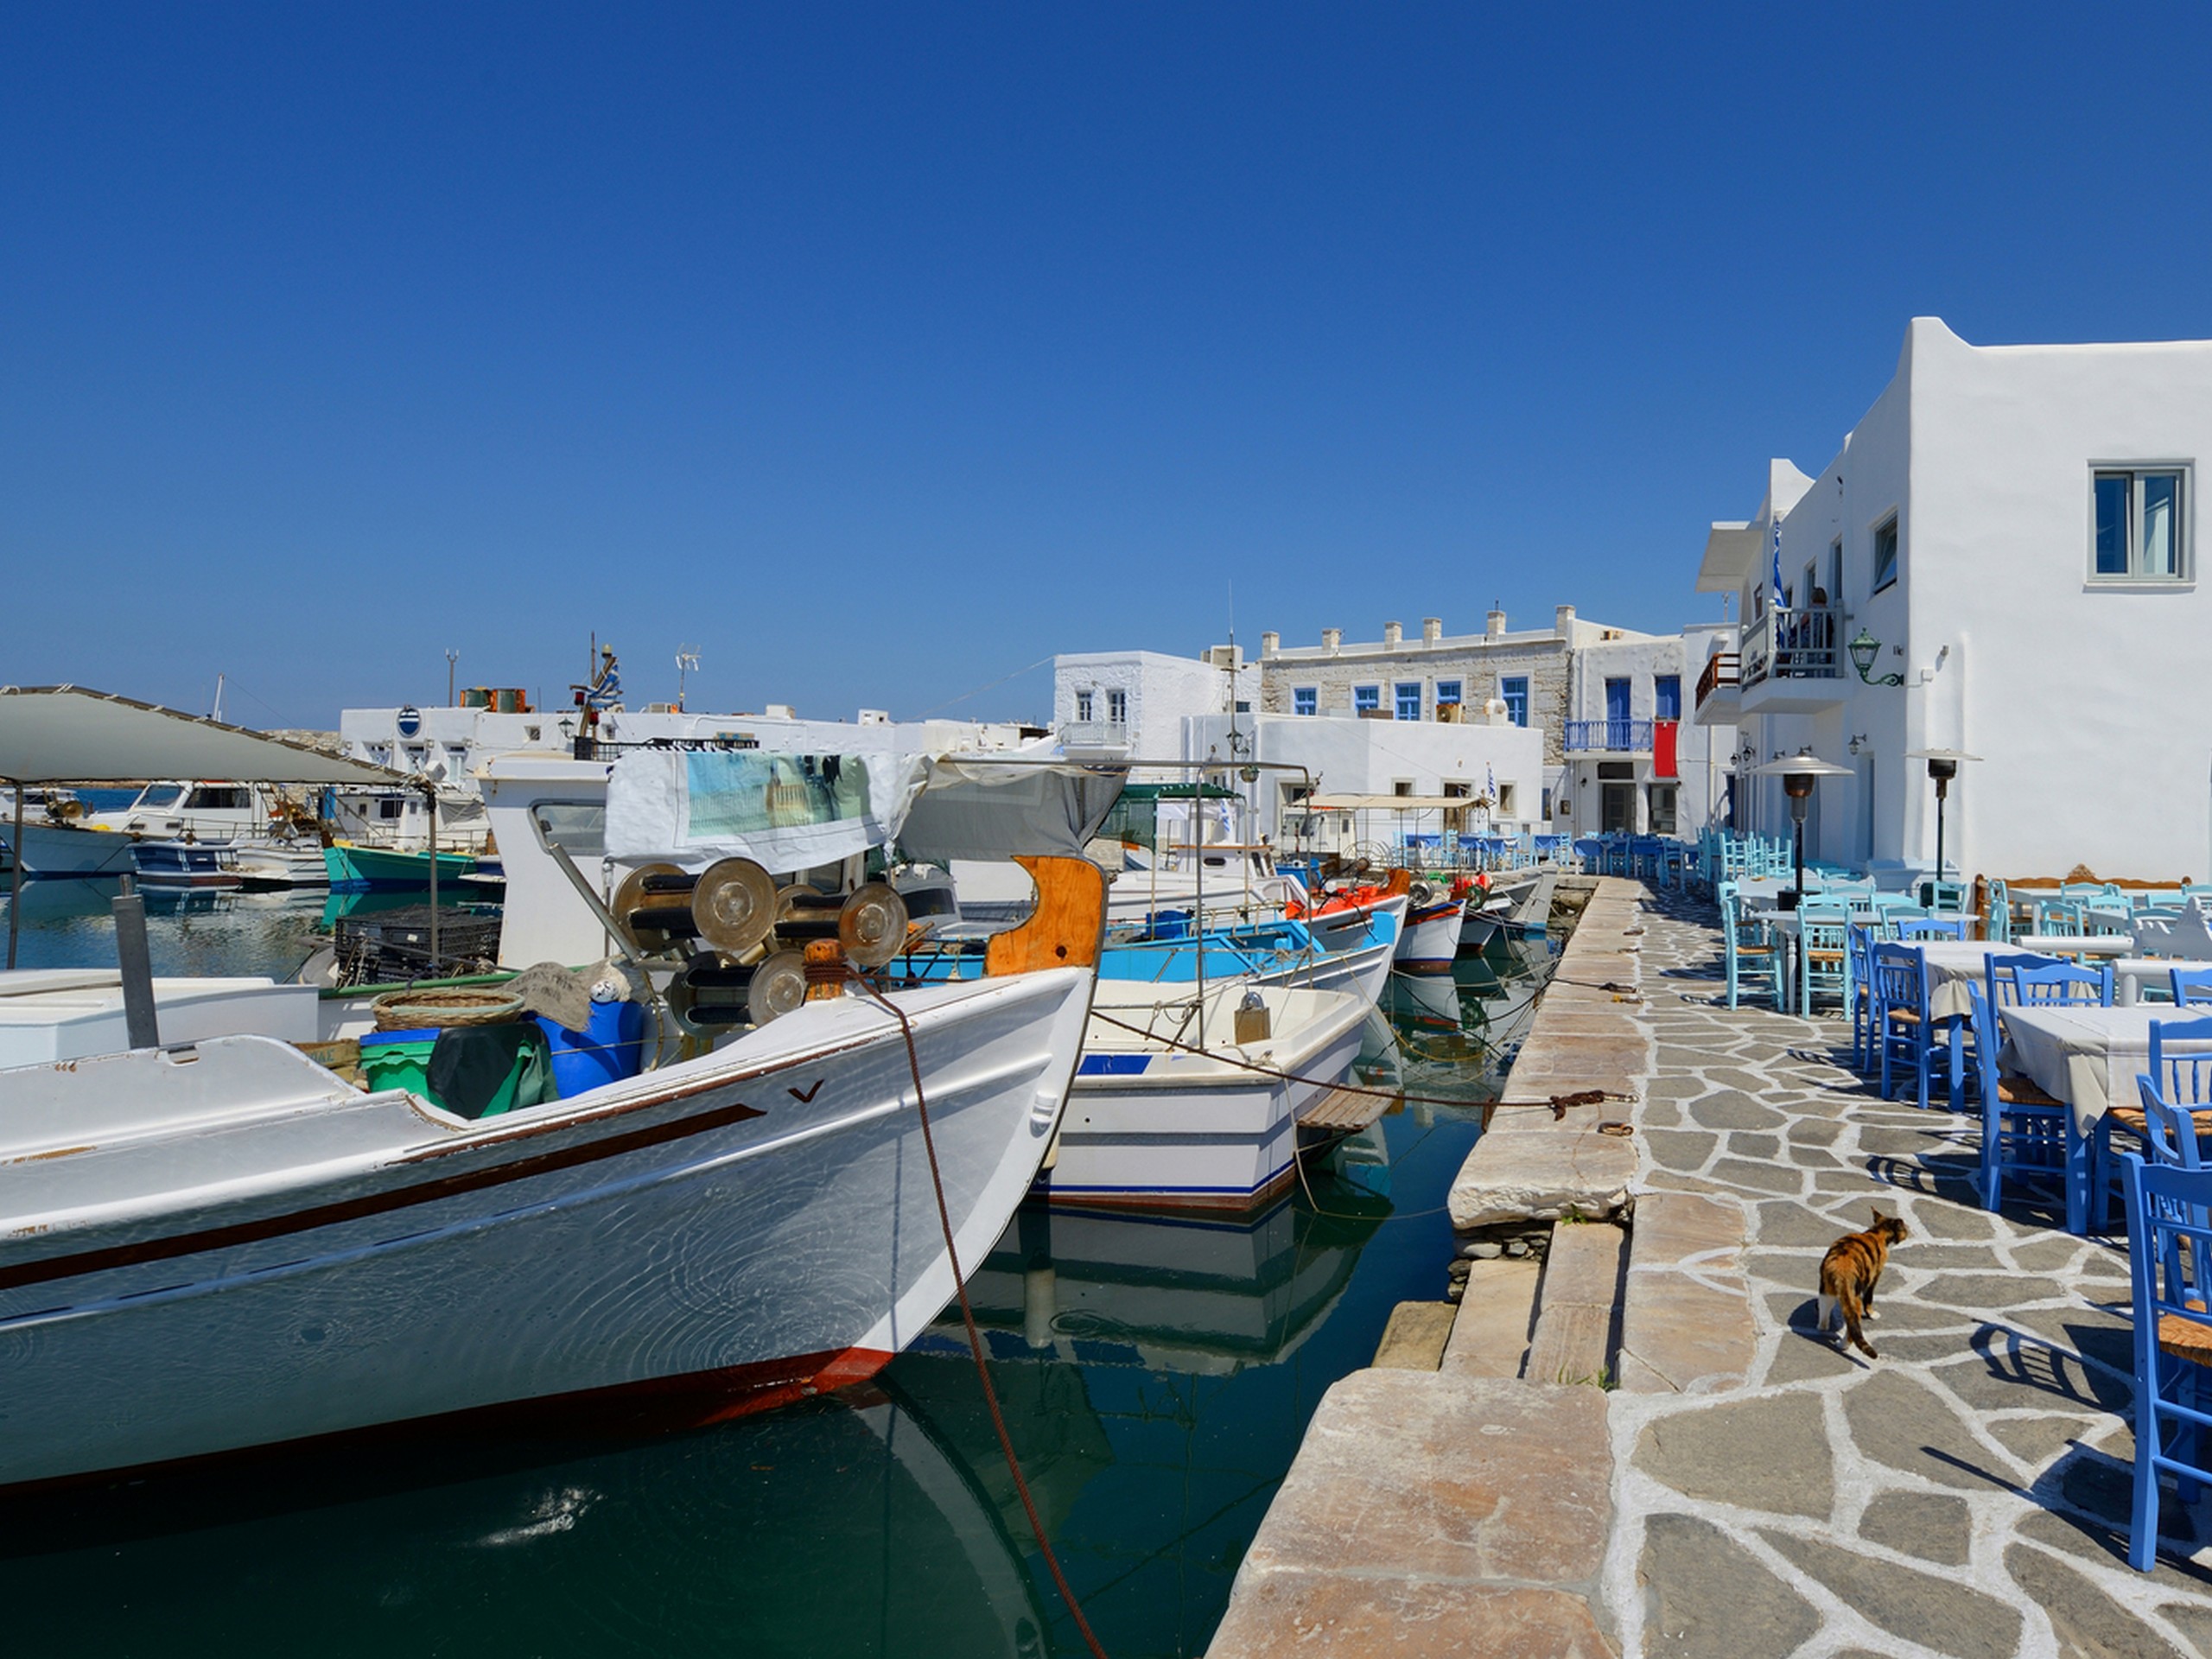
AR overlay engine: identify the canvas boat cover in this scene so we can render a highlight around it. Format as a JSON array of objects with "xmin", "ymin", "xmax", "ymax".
[
  {"xmin": 603, "ymin": 750, "xmax": 1126, "ymax": 872},
  {"xmin": 0, "ymin": 686, "xmax": 405, "ymax": 785}
]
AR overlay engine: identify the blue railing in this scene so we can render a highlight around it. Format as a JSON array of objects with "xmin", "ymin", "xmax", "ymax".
[{"xmin": 1563, "ymin": 719, "xmax": 1654, "ymax": 753}]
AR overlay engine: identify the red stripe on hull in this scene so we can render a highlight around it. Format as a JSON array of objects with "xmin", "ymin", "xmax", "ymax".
[{"xmin": 0, "ymin": 1343, "xmax": 899, "ymax": 1499}]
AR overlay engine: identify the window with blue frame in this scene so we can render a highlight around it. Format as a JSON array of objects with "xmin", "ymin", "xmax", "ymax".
[
  {"xmin": 1501, "ymin": 676, "xmax": 1529, "ymax": 728},
  {"xmin": 1294, "ymin": 686, "xmax": 1317, "ymax": 716},
  {"xmin": 1654, "ymin": 675, "xmax": 1681, "ymax": 721},
  {"xmin": 1435, "ymin": 678, "xmax": 1462, "ymax": 708},
  {"xmin": 1395, "ymin": 682, "xmax": 1421, "ymax": 721},
  {"xmin": 1354, "ymin": 684, "xmax": 1380, "ymax": 714}
]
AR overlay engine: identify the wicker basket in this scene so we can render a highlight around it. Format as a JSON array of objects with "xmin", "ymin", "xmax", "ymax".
[{"xmin": 371, "ymin": 987, "xmax": 526, "ymax": 1033}]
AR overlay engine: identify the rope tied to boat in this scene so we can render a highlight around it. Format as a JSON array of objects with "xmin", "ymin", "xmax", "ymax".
[{"xmin": 854, "ymin": 977, "xmax": 1113, "ymax": 1659}]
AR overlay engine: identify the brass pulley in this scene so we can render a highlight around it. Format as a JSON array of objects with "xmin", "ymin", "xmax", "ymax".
[
  {"xmin": 691, "ymin": 858, "xmax": 779, "ymax": 957},
  {"xmin": 613, "ymin": 861, "xmax": 688, "ymax": 951},
  {"xmin": 747, "ymin": 948, "xmax": 810, "ymax": 1024},
  {"xmin": 837, "ymin": 882, "xmax": 910, "ymax": 969}
]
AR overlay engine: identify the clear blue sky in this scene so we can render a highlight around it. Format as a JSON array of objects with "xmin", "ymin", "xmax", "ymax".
[{"xmin": 7, "ymin": 5, "xmax": 2211, "ymax": 729}]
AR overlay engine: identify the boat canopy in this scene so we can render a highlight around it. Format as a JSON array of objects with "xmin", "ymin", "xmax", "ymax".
[
  {"xmin": 0, "ymin": 686, "xmax": 406, "ymax": 785},
  {"xmin": 603, "ymin": 749, "xmax": 1126, "ymax": 871}
]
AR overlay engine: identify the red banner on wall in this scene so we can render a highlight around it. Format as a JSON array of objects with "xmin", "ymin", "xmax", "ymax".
[{"xmin": 1654, "ymin": 720, "xmax": 1679, "ymax": 780}]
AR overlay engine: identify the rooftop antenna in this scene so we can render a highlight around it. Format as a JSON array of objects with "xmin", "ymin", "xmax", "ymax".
[{"xmin": 676, "ymin": 645, "xmax": 700, "ymax": 711}]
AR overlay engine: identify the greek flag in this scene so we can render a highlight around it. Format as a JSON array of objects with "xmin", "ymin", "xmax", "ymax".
[
  {"xmin": 588, "ymin": 662, "xmax": 622, "ymax": 709},
  {"xmin": 1770, "ymin": 515, "xmax": 1786, "ymax": 612},
  {"xmin": 1485, "ymin": 762, "xmax": 1497, "ymax": 804}
]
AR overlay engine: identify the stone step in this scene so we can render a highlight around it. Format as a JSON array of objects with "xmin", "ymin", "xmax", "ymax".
[
  {"xmin": 1440, "ymin": 1257, "xmax": 1541, "ymax": 1378},
  {"xmin": 1371, "ymin": 1300, "xmax": 1456, "ymax": 1370},
  {"xmin": 1204, "ymin": 1370, "xmax": 1616, "ymax": 1659},
  {"xmin": 1447, "ymin": 1127, "xmax": 1637, "ymax": 1230},
  {"xmin": 1522, "ymin": 1220, "xmax": 1626, "ymax": 1387},
  {"xmin": 1615, "ymin": 1190, "xmax": 1756, "ymax": 1395}
]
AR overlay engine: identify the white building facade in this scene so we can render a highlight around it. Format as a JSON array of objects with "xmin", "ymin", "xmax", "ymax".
[
  {"xmin": 1560, "ymin": 626, "xmax": 1737, "ymax": 840},
  {"xmin": 1692, "ymin": 316, "xmax": 2212, "ymax": 882},
  {"xmin": 1052, "ymin": 648, "xmax": 1258, "ymax": 775}
]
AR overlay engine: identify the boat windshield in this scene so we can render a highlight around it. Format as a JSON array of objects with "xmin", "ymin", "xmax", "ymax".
[{"xmin": 134, "ymin": 785, "xmax": 187, "ymax": 810}]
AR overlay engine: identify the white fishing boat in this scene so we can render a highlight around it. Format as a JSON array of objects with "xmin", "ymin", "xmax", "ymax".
[
  {"xmin": 1041, "ymin": 976, "xmax": 1369, "ymax": 1212},
  {"xmin": 0, "ymin": 689, "xmax": 1117, "ymax": 1491},
  {"xmin": 1392, "ymin": 885, "xmax": 1466, "ymax": 973}
]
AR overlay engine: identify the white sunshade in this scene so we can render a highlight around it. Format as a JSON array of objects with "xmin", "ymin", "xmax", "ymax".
[{"xmin": 0, "ymin": 686, "xmax": 406, "ymax": 785}]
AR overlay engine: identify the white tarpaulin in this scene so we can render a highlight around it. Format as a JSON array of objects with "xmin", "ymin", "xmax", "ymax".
[
  {"xmin": 0, "ymin": 686, "xmax": 404, "ymax": 785},
  {"xmin": 604, "ymin": 749, "xmax": 925, "ymax": 874},
  {"xmin": 604, "ymin": 750, "xmax": 1126, "ymax": 873}
]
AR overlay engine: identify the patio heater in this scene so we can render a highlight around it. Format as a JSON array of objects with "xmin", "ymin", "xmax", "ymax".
[
  {"xmin": 1904, "ymin": 747, "xmax": 1981, "ymax": 900},
  {"xmin": 1751, "ymin": 747, "xmax": 1854, "ymax": 909}
]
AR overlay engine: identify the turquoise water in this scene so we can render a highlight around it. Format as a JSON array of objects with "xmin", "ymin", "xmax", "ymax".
[{"xmin": 0, "ymin": 894, "xmax": 1551, "ymax": 1657}]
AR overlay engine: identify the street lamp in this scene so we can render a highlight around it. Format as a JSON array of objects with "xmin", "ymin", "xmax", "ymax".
[
  {"xmin": 1904, "ymin": 747, "xmax": 1981, "ymax": 897},
  {"xmin": 1751, "ymin": 747, "xmax": 1854, "ymax": 907},
  {"xmin": 1847, "ymin": 629, "xmax": 1904, "ymax": 687}
]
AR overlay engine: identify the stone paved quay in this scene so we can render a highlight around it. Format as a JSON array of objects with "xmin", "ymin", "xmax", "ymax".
[{"xmin": 1211, "ymin": 880, "xmax": 2212, "ymax": 1658}]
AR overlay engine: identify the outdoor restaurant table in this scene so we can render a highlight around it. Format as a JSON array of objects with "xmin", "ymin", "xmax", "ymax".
[
  {"xmin": 1918, "ymin": 941, "xmax": 2005, "ymax": 1019},
  {"xmin": 2014, "ymin": 933, "xmax": 2133, "ymax": 957},
  {"xmin": 2109, "ymin": 957, "xmax": 2212, "ymax": 1007},
  {"xmin": 1995, "ymin": 1004, "xmax": 2212, "ymax": 1234}
]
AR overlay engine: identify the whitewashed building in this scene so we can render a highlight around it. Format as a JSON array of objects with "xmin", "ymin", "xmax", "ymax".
[
  {"xmin": 1560, "ymin": 625, "xmax": 1737, "ymax": 839},
  {"xmin": 1691, "ymin": 316, "xmax": 2212, "ymax": 882},
  {"xmin": 1052, "ymin": 648, "xmax": 1258, "ymax": 774}
]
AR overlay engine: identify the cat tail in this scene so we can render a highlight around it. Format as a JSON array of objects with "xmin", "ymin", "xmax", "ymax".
[{"xmin": 1837, "ymin": 1283, "xmax": 1879, "ymax": 1359}]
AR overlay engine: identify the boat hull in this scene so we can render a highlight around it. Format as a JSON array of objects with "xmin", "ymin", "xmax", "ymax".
[
  {"xmin": 10, "ymin": 821, "xmax": 137, "ymax": 877},
  {"xmin": 324, "ymin": 842, "xmax": 478, "ymax": 890},
  {"xmin": 0, "ymin": 969, "xmax": 1090, "ymax": 1491},
  {"xmin": 1044, "ymin": 986, "xmax": 1368, "ymax": 1211},
  {"xmin": 1393, "ymin": 899, "xmax": 1466, "ymax": 973}
]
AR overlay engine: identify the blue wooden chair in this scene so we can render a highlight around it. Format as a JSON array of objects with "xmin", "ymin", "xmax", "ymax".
[
  {"xmin": 2171, "ymin": 966, "xmax": 2212, "ymax": 1007},
  {"xmin": 1847, "ymin": 923, "xmax": 1879, "ymax": 1070},
  {"xmin": 2101, "ymin": 1017, "xmax": 2212, "ymax": 1225},
  {"xmin": 1797, "ymin": 906, "xmax": 1852, "ymax": 1017},
  {"xmin": 1924, "ymin": 879, "xmax": 1968, "ymax": 913},
  {"xmin": 2035, "ymin": 899, "xmax": 2086, "ymax": 938},
  {"xmin": 1897, "ymin": 916, "xmax": 1970, "ymax": 941},
  {"xmin": 2013, "ymin": 959, "xmax": 2114, "ymax": 1008},
  {"xmin": 1984, "ymin": 877, "xmax": 2013, "ymax": 944},
  {"xmin": 1722, "ymin": 893, "xmax": 1783, "ymax": 1010},
  {"xmin": 1871, "ymin": 942, "xmax": 1935, "ymax": 1105},
  {"xmin": 2120, "ymin": 1154, "xmax": 2212, "ymax": 1570},
  {"xmin": 1967, "ymin": 984, "xmax": 2065, "ymax": 1211}
]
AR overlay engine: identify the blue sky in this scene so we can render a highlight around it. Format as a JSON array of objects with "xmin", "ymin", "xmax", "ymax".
[{"xmin": 6, "ymin": 5, "xmax": 2211, "ymax": 728}]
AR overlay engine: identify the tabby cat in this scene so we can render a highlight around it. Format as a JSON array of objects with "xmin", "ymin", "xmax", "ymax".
[{"xmin": 1817, "ymin": 1209, "xmax": 1908, "ymax": 1359}]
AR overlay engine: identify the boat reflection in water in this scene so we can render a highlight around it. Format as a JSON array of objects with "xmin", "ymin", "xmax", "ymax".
[
  {"xmin": 0, "ymin": 1380, "xmax": 1051, "ymax": 1658},
  {"xmin": 890, "ymin": 1161, "xmax": 1391, "ymax": 1658}
]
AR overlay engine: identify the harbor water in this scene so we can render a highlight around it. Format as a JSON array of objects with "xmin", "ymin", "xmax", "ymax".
[{"xmin": 0, "ymin": 888, "xmax": 1553, "ymax": 1657}]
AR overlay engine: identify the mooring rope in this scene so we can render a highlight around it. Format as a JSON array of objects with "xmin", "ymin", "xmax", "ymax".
[{"xmin": 855, "ymin": 978, "xmax": 1113, "ymax": 1659}]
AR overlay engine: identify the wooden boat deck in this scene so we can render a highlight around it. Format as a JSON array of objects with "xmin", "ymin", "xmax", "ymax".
[{"xmin": 1296, "ymin": 1084, "xmax": 1393, "ymax": 1135}]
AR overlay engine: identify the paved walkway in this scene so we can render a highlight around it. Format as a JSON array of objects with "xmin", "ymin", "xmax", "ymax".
[{"xmin": 1617, "ymin": 890, "xmax": 2212, "ymax": 1658}]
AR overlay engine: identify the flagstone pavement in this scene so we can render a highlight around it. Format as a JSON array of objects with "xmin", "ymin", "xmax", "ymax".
[{"xmin": 1615, "ymin": 888, "xmax": 2212, "ymax": 1658}]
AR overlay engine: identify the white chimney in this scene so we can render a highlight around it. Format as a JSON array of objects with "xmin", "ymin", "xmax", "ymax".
[
  {"xmin": 1382, "ymin": 620, "xmax": 1402, "ymax": 648},
  {"xmin": 1260, "ymin": 630, "xmax": 1280, "ymax": 656},
  {"xmin": 1422, "ymin": 617, "xmax": 1442, "ymax": 645},
  {"xmin": 1321, "ymin": 627, "xmax": 1342, "ymax": 653},
  {"xmin": 1554, "ymin": 604, "xmax": 1577, "ymax": 635},
  {"xmin": 1486, "ymin": 607, "xmax": 1507, "ymax": 637}
]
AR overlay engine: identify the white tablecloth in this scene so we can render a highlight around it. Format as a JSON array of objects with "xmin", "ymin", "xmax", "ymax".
[
  {"xmin": 1916, "ymin": 941, "xmax": 2005, "ymax": 1020},
  {"xmin": 2014, "ymin": 933, "xmax": 2133, "ymax": 957},
  {"xmin": 1995, "ymin": 1005, "xmax": 2212, "ymax": 1137}
]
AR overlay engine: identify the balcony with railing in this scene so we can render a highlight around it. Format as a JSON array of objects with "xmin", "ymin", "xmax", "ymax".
[
  {"xmin": 1058, "ymin": 721, "xmax": 1131, "ymax": 753},
  {"xmin": 1564, "ymin": 718, "xmax": 1654, "ymax": 753},
  {"xmin": 1735, "ymin": 606, "xmax": 1845, "ymax": 712}
]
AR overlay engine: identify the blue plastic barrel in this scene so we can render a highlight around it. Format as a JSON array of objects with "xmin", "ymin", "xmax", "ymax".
[{"xmin": 534, "ymin": 1000, "xmax": 645, "ymax": 1097}]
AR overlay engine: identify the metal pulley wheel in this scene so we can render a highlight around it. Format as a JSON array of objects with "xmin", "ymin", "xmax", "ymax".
[
  {"xmin": 692, "ymin": 857, "xmax": 779, "ymax": 957},
  {"xmin": 747, "ymin": 948, "xmax": 810, "ymax": 1025},
  {"xmin": 837, "ymin": 882, "xmax": 911, "ymax": 969},
  {"xmin": 613, "ymin": 861, "xmax": 687, "ymax": 950}
]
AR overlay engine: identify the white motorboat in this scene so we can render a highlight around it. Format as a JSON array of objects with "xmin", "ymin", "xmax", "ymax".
[
  {"xmin": 1459, "ymin": 893, "xmax": 1515, "ymax": 949},
  {"xmin": 1041, "ymin": 977, "xmax": 1369, "ymax": 1212},
  {"xmin": 1393, "ymin": 885, "xmax": 1466, "ymax": 973},
  {"xmin": 8, "ymin": 816, "xmax": 137, "ymax": 876},
  {"xmin": 0, "ymin": 688, "xmax": 1118, "ymax": 1490}
]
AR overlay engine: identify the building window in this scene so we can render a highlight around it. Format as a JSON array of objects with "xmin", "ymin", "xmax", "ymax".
[
  {"xmin": 1293, "ymin": 686, "xmax": 1317, "ymax": 716},
  {"xmin": 1496, "ymin": 783, "xmax": 1516, "ymax": 816},
  {"xmin": 1435, "ymin": 679, "xmax": 1462, "ymax": 707},
  {"xmin": 2094, "ymin": 467, "xmax": 2187, "ymax": 579},
  {"xmin": 1395, "ymin": 682, "xmax": 1421, "ymax": 721},
  {"xmin": 1107, "ymin": 690, "xmax": 1127, "ymax": 724},
  {"xmin": 1654, "ymin": 675, "xmax": 1681, "ymax": 721},
  {"xmin": 1872, "ymin": 514, "xmax": 1899, "ymax": 592},
  {"xmin": 1392, "ymin": 779, "xmax": 1413, "ymax": 797},
  {"xmin": 1076, "ymin": 690, "xmax": 1093, "ymax": 722},
  {"xmin": 1541, "ymin": 786, "xmax": 1554, "ymax": 818},
  {"xmin": 1354, "ymin": 684, "xmax": 1380, "ymax": 715},
  {"xmin": 1500, "ymin": 676, "xmax": 1529, "ymax": 728},
  {"xmin": 1649, "ymin": 784, "xmax": 1678, "ymax": 836}
]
